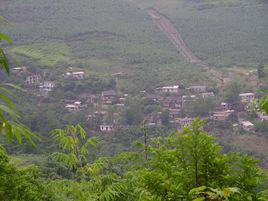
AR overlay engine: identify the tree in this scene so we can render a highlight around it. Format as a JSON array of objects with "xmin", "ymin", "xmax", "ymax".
[
  {"xmin": 0, "ymin": 146, "xmax": 54, "ymax": 201},
  {"xmin": 51, "ymin": 124, "xmax": 99, "ymax": 176},
  {"xmin": 259, "ymin": 95, "xmax": 268, "ymax": 114},
  {"xmin": 182, "ymin": 97, "xmax": 216, "ymax": 117},
  {"xmin": 257, "ymin": 64, "xmax": 265, "ymax": 78},
  {"xmin": 122, "ymin": 100, "xmax": 144, "ymax": 125},
  {"xmin": 161, "ymin": 109, "xmax": 169, "ymax": 126},
  {"xmin": 47, "ymin": 119, "xmax": 265, "ymax": 200}
]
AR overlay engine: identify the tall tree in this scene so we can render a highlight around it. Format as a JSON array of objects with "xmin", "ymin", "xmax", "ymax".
[{"xmin": 257, "ymin": 64, "xmax": 265, "ymax": 78}]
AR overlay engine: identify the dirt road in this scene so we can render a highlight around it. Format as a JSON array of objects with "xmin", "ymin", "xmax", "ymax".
[{"xmin": 147, "ymin": 8, "xmax": 224, "ymax": 85}]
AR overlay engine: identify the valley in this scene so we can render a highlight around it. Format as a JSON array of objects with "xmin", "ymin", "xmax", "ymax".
[{"xmin": 0, "ymin": 1, "xmax": 267, "ymax": 199}]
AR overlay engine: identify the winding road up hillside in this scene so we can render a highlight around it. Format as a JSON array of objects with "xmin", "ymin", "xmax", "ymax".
[{"xmin": 147, "ymin": 8, "xmax": 224, "ymax": 85}]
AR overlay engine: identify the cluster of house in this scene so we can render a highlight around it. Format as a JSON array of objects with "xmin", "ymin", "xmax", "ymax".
[
  {"xmin": 12, "ymin": 66, "xmax": 267, "ymax": 133},
  {"xmin": 144, "ymin": 85, "xmax": 215, "ymax": 129},
  {"xmin": 64, "ymin": 83, "xmax": 266, "ymax": 133},
  {"xmin": 17, "ymin": 67, "xmax": 87, "ymax": 97},
  {"xmin": 143, "ymin": 85, "xmax": 266, "ymax": 132},
  {"xmin": 11, "ymin": 67, "xmax": 55, "ymax": 96}
]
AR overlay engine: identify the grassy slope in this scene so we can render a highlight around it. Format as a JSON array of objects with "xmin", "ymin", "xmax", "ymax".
[
  {"xmin": 1, "ymin": 0, "xmax": 217, "ymax": 92},
  {"xmin": 128, "ymin": 0, "xmax": 268, "ymax": 67},
  {"xmin": 9, "ymin": 43, "xmax": 72, "ymax": 67},
  {"xmin": 10, "ymin": 154, "xmax": 45, "ymax": 167}
]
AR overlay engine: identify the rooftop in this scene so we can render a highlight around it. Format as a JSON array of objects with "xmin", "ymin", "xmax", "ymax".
[
  {"xmin": 102, "ymin": 90, "xmax": 116, "ymax": 96},
  {"xmin": 239, "ymin": 93, "xmax": 254, "ymax": 96},
  {"xmin": 162, "ymin": 85, "xmax": 179, "ymax": 89},
  {"xmin": 241, "ymin": 121, "xmax": 254, "ymax": 127}
]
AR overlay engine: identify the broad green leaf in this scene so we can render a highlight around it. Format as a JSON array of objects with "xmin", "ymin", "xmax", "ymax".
[
  {"xmin": 0, "ymin": 94, "xmax": 15, "ymax": 108},
  {"xmin": 0, "ymin": 32, "xmax": 12, "ymax": 43},
  {"xmin": 193, "ymin": 197, "xmax": 205, "ymax": 201},
  {"xmin": 0, "ymin": 104, "xmax": 19, "ymax": 118},
  {"xmin": 189, "ymin": 186, "xmax": 207, "ymax": 195}
]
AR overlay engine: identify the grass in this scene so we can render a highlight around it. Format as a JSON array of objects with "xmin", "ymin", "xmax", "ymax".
[
  {"xmin": 10, "ymin": 154, "xmax": 45, "ymax": 167},
  {"xmin": 10, "ymin": 42, "xmax": 72, "ymax": 67}
]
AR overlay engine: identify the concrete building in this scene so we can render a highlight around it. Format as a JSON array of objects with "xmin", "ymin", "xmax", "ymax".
[
  {"xmin": 239, "ymin": 93, "xmax": 255, "ymax": 104},
  {"xmin": 157, "ymin": 85, "xmax": 180, "ymax": 93},
  {"xmin": 65, "ymin": 101, "xmax": 81, "ymax": 112},
  {"xmin": 26, "ymin": 75, "xmax": 42, "ymax": 85},
  {"xmin": 12, "ymin": 66, "xmax": 27, "ymax": 75},
  {"xmin": 163, "ymin": 96, "xmax": 182, "ymax": 109},
  {"xmin": 101, "ymin": 90, "xmax": 116, "ymax": 104},
  {"xmin": 201, "ymin": 92, "xmax": 215, "ymax": 99},
  {"xmin": 66, "ymin": 71, "xmax": 85, "ymax": 79},
  {"xmin": 187, "ymin": 85, "xmax": 207, "ymax": 93},
  {"xmin": 212, "ymin": 110, "xmax": 234, "ymax": 121},
  {"xmin": 100, "ymin": 125, "xmax": 114, "ymax": 132},
  {"xmin": 240, "ymin": 120, "xmax": 254, "ymax": 131}
]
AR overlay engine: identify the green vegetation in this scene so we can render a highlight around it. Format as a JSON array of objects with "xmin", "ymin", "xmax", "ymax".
[
  {"xmin": 0, "ymin": 1, "xmax": 268, "ymax": 200},
  {"xmin": 130, "ymin": 0, "xmax": 268, "ymax": 67},
  {"xmin": 10, "ymin": 43, "xmax": 72, "ymax": 67},
  {"xmin": 0, "ymin": 27, "xmax": 37, "ymax": 145},
  {"xmin": 33, "ymin": 120, "xmax": 268, "ymax": 200},
  {"xmin": 0, "ymin": 147, "xmax": 54, "ymax": 201}
]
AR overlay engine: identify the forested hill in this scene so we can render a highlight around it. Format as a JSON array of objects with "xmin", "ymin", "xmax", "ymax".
[{"xmin": 1, "ymin": 0, "xmax": 268, "ymax": 78}]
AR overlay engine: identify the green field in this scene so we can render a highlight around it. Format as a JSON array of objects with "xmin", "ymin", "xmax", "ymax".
[
  {"xmin": 10, "ymin": 43, "xmax": 72, "ymax": 67},
  {"xmin": 10, "ymin": 154, "xmax": 45, "ymax": 167}
]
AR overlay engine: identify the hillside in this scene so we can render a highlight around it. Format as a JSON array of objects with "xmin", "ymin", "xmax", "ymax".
[
  {"xmin": 1, "ymin": 0, "xmax": 267, "ymax": 92},
  {"xmin": 1, "ymin": 0, "xmax": 211, "ymax": 93},
  {"xmin": 130, "ymin": 0, "xmax": 268, "ymax": 67},
  {"xmin": 0, "ymin": 0, "xmax": 267, "ymax": 155}
]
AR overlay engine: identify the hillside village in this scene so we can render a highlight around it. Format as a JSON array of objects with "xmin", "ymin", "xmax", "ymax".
[{"xmin": 10, "ymin": 66, "xmax": 268, "ymax": 135}]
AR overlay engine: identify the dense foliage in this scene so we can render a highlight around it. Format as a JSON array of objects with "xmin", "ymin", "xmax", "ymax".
[
  {"xmin": 39, "ymin": 120, "xmax": 268, "ymax": 201},
  {"xmin": 0, "ymin": 146, "xmax": 54, "ymax": 201}
]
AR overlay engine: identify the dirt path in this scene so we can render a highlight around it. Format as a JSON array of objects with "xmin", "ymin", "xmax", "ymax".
[{"xmin": 147, "ymin": 8, "xmax": 224, "ymax": 85}]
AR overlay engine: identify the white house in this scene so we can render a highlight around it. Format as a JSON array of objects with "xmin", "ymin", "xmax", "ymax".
[
  {"xmin": 12, "ymin": 66, "xmax": 27, "ymax": 74},
  {"xmin": 39, "ymin": 81, "xmax": 55, "ymax": 92},
  {"xmin": 100, "ymin": 125, "xmax": 114, "ymax": 132},
  {"xmin": 239, "ymin": 93, "xmax": 255, "ymax": 104},
  {"xmin": 187, "ymin": 85, "xmax": 207, "ymax": 93},
  {"xmin": 66, "ymin": 71, "xmax": 85, "ymax": 79},
  {"xmin": 65, "ymin": 101, "xmax": 81, "ymax": 112},
  {"xmin": 65, "ymin": 104, "xmax": 79, "ymax": 112},
  {"xmin": 212, "ymin": 110, "xmax": 234, "ymax": 121},
  {"xmin": 201, "ymin": 92, "xmax": 215, "ymax": 99},
  {"xmin": 240, "ymin": 120, "xmax": 254, "ymax": 131},
  {"xmin": 157, "ymin": 85, "xmax": 179, "ymax": 93},
  {"xmin": 26, "ymin": 75, "xmax": 42, "ymax": 85}
]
